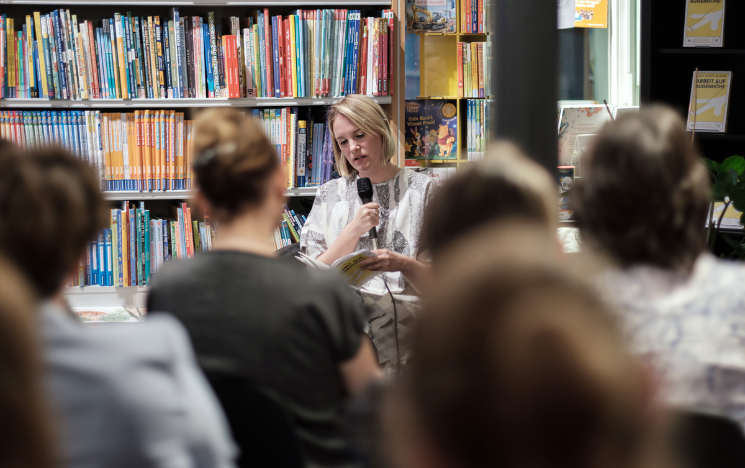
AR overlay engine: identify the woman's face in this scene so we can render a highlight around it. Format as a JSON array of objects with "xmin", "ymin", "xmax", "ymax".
[{"xmin": 333, "ymin": 114, "xmax": 384, "ymax": 176}]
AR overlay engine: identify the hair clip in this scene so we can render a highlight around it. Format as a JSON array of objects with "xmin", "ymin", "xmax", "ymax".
[{"xmin": 193, "ymin": 142, "xmax": 237, "ymax": 170}]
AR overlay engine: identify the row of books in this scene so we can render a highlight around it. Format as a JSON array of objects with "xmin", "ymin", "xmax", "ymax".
[
  {"xmin": 466, "ymin": 99, "xmax": 489, "ymax": 161},
  {"xmin": 246, "ymin": 9, "xmax": 396, "ymax": 98},
  {"xmin": 252, "ymin": 107, "xmax": 335, "ymax": 189},
  {"xmin": 0, "ymin": 7, "xmax": 395, "ymax": 101},
  {"xmin": 461, "ymin": 0, "xmax": 491, "ymax": 34},
  {"xmin": 272, "ymin": 204, "xmax": 307, "ymax": 250},
  {"xmin": 0, "ymin": 109, "xmax": 195, "ymax": 192},
  {"xmin": 457, "ymin": 41, "xmax": 489, "ymax": 99},
  {"xmin": 70, "ymin": 202, "xmax": 214, "ymax": 287}
]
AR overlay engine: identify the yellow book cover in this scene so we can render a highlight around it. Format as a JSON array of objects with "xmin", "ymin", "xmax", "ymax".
[
  {"xmin": 127, "ymin": 113, "xmax": 134, "ymax": 188},
  {"xmin": 25, "ymin": 16, "xmax": 35, "ymax": 93},
  {"xmin": 112, "ymin": 115, "xmax": 122, "ymax": 186},
  {"xmin": 115, "ymin": 14, "xmax": 128, "ymax": 99},
  {"xmin": 186, "ymin": 120, "xmax": 193, "ymax": 189},
  {"xmin": 8, "ymin": 20, "xmax": 15, "ymax": 89},
  {"xmin": 102, "ymin": 114, "xmax": 110, "ymax": 188},
  {"xmin": 144, "ymin": 110, "xmax": 152, "ymax": 189},
  {"xmin": 33, "ymin": 13, "xmax": 48, "ymax": 97},
  {"xmin": 289, "ymin": 16, "xmax": 298, "ymax": 98},
  {"xmin": 148, "ymin": 17, "xmax": 159, "ymax": 99},
  {"xmin": 134, "ymin": 110, "xmax": 142, "ymax": 189},
  {"xmin": 75, "ymin": 27, "xmax": 89, "ymax": 100},
  {"xmin": 253, "ymin": 26, "xmax": 261, "ymax": 98},
  {"xmin": 121, "ymin": 208, "xmax": 128, "ymax": 286},
  {"xmin": 160, "ymin": 110, "xmax": 166, "ymax": 190},
  {"xmin": 684, "ymin": 0, "xmax": 725, "ymax": 48},
  {"xmin": 169, "ymin": 111, "xmax": 176, "ymax": 190},
  {"xmin": 154, "ymin": 110, "xmax": 161, "ymax": 188},
  {"xmin": 687, "ymin": 71, "xmax": 732, "ymax": 133},
  {"xmin": 470, "ymin": 42, "xmax": 478, "ymax": 98}
]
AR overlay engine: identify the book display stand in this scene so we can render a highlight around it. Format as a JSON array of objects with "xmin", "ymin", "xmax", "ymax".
[
  {"xmin": 0, "ymin": 0, "xmax": 403, "ymax": 309},
  {"xmin": 404, "ymin": 0, "xmax": 491, "ymax": 169},
  {"xmin": 642, "ymin": 0, "xmax": 743, "ymax": 158}
]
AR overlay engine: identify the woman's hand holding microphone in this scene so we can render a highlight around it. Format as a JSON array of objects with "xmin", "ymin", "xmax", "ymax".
[{"xmin": 349, "ymin": 202, "xmax": 381, "ymax": 237}]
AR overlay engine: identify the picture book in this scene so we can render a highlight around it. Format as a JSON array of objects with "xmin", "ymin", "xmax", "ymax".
[
  {"xmin": 684, "ymin": 0, "xmax": 725, "ymax": 48},
  {"xmin": 706, "ymin": 201, "xmax": 743, "ymax": 229},
  {"xmin": 406, "ymin": 0, "xmax": 457, "ymax": 34},
  {"xmin": 405, "ymin": 99, "xmax": 458, "ymax": 160},
  {"xmin": 297, "ymin": 250, "xmax": 382, "ymax": 288},
  {"xmin": 687, "ymin": 70, "xmax": 732, "ymax": 133},
  {"xmin": 558, "ymin": 105, "xmax": 610, "ymax": 165},
  {"xmin": 417, "ymin": 166, "xmax": 456, "ymax": 187}
]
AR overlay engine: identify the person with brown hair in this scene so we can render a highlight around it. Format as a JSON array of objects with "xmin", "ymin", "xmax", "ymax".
[
  {"xmin": 147, "ymin": 108, "xmax": 382, "ymax": 468},
  {"xmin": 573, "ymin": 105, "xmax": 745, "ymax": 430},
  {"xmin": 300, "ymin": 94, "xmax": 436, "ymax": 374},
  {"xmin": 0, "ymin": 145, "xmax": 237, "ymax": 468},
  {"xmin": 384, "ymin": 239, "xmax": 671, "ymax": 468},
  {"xmin": 421, "ymin": 141, "xmax": 558, "ymax": 264},
  {"xmin": 0, "ymin": 255, "xmax": 54, "ymax": 468}
]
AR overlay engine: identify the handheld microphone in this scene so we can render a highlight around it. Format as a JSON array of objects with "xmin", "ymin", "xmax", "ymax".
[{"xmin": 356, "ymin": 177, "xmax": 379, "ymax": 250}]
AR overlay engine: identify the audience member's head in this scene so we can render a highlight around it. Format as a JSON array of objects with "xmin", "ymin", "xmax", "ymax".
[
  {"xmin": 0, "ymin": 147, "xmax": 108, "ymax": 298},
  {"xmin": 573, "ymin": 105, "xmax": 710, "ymax": 271},
  {"xmin": 0, "ymin": 255, "xmax": 54, "ymax": 468},
  {"xmin": 422, "ymin": 141, "xmax": 557, "ymax": 262},
  {"xmin": 191, "ymin": 108, "xmax": 283, "ymax": 223},
  {"xmin": 385, "ymin": 252, "xmax": 665, "ymax": 468}
]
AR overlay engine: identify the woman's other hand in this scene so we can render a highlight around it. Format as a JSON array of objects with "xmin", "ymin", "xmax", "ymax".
[
  {"xmin": 359, "ymin": 249, "xmax": 412, "ymax": 273},
  {"xmin": 349, "ymin": 202, "xmax": 381, "ymax": 237}
]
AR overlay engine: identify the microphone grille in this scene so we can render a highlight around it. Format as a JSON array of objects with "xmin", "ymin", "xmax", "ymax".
[{"xmin": 357, "ymin": 177, "xmax": 374, "ymax": 197}]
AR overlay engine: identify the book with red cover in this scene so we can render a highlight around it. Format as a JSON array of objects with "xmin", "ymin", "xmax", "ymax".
[
  {"xmin": 359, "ymin": 20, "xmax": 368, "ymax": 95},
  {"xmin": 277, "ymin": 16, "xmax": 286, "ymax": 98},
  {"xmin": 283, "ymin": 17, "xmax": 292, "ymax": 97}
]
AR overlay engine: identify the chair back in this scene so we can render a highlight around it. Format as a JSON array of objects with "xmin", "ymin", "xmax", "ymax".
[
  {"xmin": 205, "ymin": 371, "xmax": 305, "ymax": 468},
  {"xmin": 673, "ymin": 410, "xmax": 745, "ymax": 468}
]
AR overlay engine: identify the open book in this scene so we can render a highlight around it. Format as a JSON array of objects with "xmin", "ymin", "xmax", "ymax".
[{"xmin": 297, "ymin": 250, "xmax": 383, "ymax": 288}]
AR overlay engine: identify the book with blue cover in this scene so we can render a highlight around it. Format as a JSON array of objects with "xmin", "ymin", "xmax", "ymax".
[{"xmin": 405, "ymin": 99, "xmax": 458, "ymax": 160}]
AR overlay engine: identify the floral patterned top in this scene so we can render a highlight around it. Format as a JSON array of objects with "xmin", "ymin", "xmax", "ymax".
[
  {"xmin": 300, "ymin": 168, "xmax": 435, "ymax": 371},
  {"xmin": 600, "ymin": 254, "xmax": 745, "ymax": 429}
]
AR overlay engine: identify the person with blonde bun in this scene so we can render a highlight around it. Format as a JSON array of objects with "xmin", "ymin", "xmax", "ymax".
[{"xmin": 300, "ymin": 95, "xmax": 436, "ymax": 374}]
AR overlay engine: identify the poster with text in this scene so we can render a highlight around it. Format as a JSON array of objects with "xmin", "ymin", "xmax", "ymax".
[{"xmin": 575, "ymin": 0, "xmax": 607, "ymax": 28}]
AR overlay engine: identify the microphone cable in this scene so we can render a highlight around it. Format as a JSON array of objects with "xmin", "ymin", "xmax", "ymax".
[{"xmin": 381, "ymin": 275, "xmax": 401, "ymax": 376}]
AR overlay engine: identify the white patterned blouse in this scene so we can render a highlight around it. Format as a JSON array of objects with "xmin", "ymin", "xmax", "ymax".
[
  {"xmin": 300, "ymin": 168, "xmax": 435, "ymax": 372},
  {"xmin": 600, "ymin": 254, "xmax": 745, "ymax": 429}
]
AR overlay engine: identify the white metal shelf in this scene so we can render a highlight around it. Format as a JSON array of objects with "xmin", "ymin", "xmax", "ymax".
[
  {"xmin": 0, "ymin": 0, "xmax": 391, "ymax": 4},
  {"xmin": 103, "ymin": 187, "xmax": 317, "ymax": 200},
  {"xmin": 65, "ymin": 286, "xmax": 149, "ymax": 308},
  {"xmin": 0, "ymin": 96, "xmax": 392, "ymax": 108}
]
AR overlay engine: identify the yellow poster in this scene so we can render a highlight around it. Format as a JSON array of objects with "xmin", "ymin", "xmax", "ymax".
[
  {"xmin": 687, "ymin": 71, "xmax": 732, "ymax": 133},
  {"xmin": 684, "ymin": 0, "xmax": 725, "ymax": 47},
  {"xmin": 575, "ymin": 0, "xmax": 607, "ymax": 28}
]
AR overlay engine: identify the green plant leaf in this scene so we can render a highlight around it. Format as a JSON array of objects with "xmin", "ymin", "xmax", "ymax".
[
  {"xmin": 717, "ymin": 168, "xmax": 739, "ymax": 187},
  {"xmin": 731, "ymin": 189, "xmax": 745, "ymax": 212},
  {"xmin": 720, "ymin": 155, "xmax": 745, "ymax": 176},
  {"xmin": 712, "ymin": 181, "xmax": 730, "ymax": 201},
  {"xmin": 701, "ymin": 158, "xmax": 721, "ymax": 176}
]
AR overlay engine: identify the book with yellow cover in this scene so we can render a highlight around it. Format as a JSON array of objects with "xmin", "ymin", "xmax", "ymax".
[
  {"xmin": 687, "ymin": 71, "xmax": 732, "ymax": 133},
  {"xmin": 684, "ymin": 0, "xmax": 725, "ymax": 48}
]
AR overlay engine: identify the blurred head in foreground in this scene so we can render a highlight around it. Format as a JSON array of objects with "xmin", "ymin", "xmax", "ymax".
[
  {"xmin": 572, "ymin": 105, "xmax": 710, "ymax": 271},
  {"xmin": 0, "ymin": 254, "xmax": 54, "ymax": 468},
  {"xmin": 422, "ymin": 141, "xmax": 557, "ymax": 265},
  {"xmin": 385, "ymin": 232, "xmax": 666, "ymax": 468},
  {"xmin": 191, "ymin": 108, "xmax": 285, "ymax": 225},
  {"xmin": 0, "ymin": 145, "xmax": 108, "ymax": 298}
]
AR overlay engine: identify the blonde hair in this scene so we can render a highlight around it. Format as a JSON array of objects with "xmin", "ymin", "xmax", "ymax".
[{"xmin": 327, "ymin": 94, "xmax": 396, "ymax": 177}]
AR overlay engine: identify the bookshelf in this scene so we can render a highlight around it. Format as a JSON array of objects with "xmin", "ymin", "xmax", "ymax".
[
  {"xmin": 0, "ymin": 0, "xmax": 405, "ymax": 308},
  {"xmin": 404, "ymin": 1, "xmax": 491, "ymax": 170},
  {"xmin": 641, "ymin": 0, "xmax": 745, "ymax": 161}
]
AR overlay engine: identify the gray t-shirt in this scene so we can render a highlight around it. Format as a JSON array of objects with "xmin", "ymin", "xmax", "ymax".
[{"xmin": 147, "ymin": 251, "xmax": 367, "ymax": 467}]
